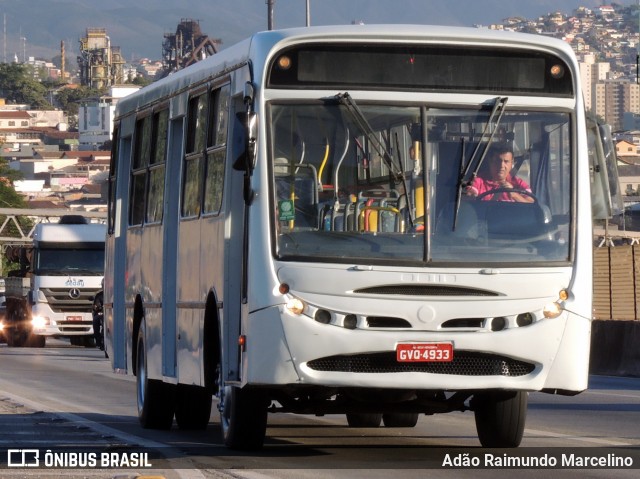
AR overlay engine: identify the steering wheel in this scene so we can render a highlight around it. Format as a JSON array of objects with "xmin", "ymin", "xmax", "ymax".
[{"xmin": 476, "ymin": 187, "xmax": 538, "ymax": 203}]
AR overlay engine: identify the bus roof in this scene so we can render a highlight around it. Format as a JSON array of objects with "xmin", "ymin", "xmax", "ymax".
[{"xmin": 115, "ymin": 24, "xmax": 577, "ymax": 117}]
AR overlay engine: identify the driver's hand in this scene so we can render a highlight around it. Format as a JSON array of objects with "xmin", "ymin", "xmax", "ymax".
[
  {"xmin": 500, "ymin": 181, "xmax": 513, "ymax": 189},
  {"xmin": 464, "ymin": 186, "xmax": 477, "ymax": 197}
]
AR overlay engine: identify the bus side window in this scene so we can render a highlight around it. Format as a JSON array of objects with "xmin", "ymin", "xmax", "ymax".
[
  {"xmin": 130, "ymin": 114, "xmax": 151, "ymax": 226},
  {"xmin": 182, "ymin": 92, "xmax": 207, "ymax": 218},
  {"xmin": 203, "ymin": 84, "xmax": 230, "ymax": 215},
  {"xmin": 146, "ymin": 108, "xmax": 169, "ymax": 224}
]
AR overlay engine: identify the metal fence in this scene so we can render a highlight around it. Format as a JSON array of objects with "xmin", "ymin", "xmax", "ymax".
[{"xmin": 594, "ymin": 244, "xmax": 640, "ymax": 320}]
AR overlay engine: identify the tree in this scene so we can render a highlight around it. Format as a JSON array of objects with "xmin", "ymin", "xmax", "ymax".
[
  {"xmin": 0, "ymin": 156, "xmax": 26, "ymax": 209},
  {"xmin": 0, "ymin": 63, "xmax": 52, "ymax": 109}
]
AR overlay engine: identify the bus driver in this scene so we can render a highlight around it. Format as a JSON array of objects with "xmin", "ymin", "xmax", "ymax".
[{"xmin": 465, "ymin": 145, "xmax": 534, "ymax": 203}]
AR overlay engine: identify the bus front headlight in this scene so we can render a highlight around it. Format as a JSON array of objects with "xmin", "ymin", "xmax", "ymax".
[
  {"xmin": 285, "ymin": 298, "xmax": 305, "ymax": 316},
  {"xmin": 542, "ymin": 302, "xmax": 563, "ymax": 319},
  {"xmin": 543, "ymin": 289, "xmax": 569, "ymax": 319}
]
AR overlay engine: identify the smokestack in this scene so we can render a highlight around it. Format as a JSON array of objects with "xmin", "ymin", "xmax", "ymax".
[{"xmin": 61, "ymin": 40, "xmax": 66, "ymax": 82}]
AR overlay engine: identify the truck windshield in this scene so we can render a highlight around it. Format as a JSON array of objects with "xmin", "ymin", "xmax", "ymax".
[
  {"xmin": 270, "ymin": 101, "xmax": 572, "ymax": 266},
  {"xmin": 35, "ymin": 247, "xmax": 105, "ymax": 275}
]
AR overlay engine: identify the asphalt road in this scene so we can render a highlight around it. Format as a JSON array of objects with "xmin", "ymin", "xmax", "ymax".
[{"xmin": 0, "ymin": 339, "xmax": 638, "ymax": 479}]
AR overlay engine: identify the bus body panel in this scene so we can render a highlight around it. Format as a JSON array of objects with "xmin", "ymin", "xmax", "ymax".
[{"xmin": 243, "ymin": 306, "xmax": 590, "ymax": 392}]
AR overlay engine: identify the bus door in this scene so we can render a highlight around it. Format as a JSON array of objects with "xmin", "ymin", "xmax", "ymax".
[
  {"xmin": 224, "ymin": 81, "xmax": 257, "ymax": 384},
  {"xmin": 161, "ymin": 96, "xmax": 187, "ymax": 379},
  {"xmin": 109, "ymin": 116, "xmax": 134, "ymax": 372}
]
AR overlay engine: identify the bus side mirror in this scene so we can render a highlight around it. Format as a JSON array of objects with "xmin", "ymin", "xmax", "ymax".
[
  {"xmin": 233, "ymin": 111, "xmax": 258, "ymax": 173},
  {"xmin": 588, "ymin": 121, "xmax": 623, "ymax": 220}
]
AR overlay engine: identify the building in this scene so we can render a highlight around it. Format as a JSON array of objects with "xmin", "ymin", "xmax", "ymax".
[
  {"xmin": 594, "ymin": 80, "xmax": 640, "ymax": 131},
  {"xmin": 77, "ymin": 85, "xmax": 139, "ymax": 150},
  {"xmin": 578, "ymin": 54, "xmax": 611, "ymax": 112},
  {"xmin": 0, "ymin": 104, "xmax": 71, "ymax": 149}
]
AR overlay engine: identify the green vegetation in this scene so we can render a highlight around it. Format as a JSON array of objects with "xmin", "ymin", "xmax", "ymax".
[{"xmin": 0, "ymin": 63, "xmax": 53, "ymax": 109}]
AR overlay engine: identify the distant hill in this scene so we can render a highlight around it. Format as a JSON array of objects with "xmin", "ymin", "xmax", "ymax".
[{"xmin": 0, "ymin": 0, "xmax": 625, "ymax": 63}]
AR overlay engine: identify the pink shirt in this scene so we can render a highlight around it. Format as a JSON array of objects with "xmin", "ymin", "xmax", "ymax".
[{"xmin": 468, "ymin": 175, "xmax": 531, "ymax": 202}]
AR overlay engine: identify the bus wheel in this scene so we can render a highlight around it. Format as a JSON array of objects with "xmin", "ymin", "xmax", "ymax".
[
  {"xmin": 346, "ymin": 413, "xmax": 382, "ymax": 427},
  {"xmin": 136, "ymin": 322, "xmax": 175, "ymax": 429},
  {"xmin": 473, "ymin": 390, "xmax": 527, "ymax": 448},
  {"xmin": 175, "ymin": 384, "xmax": 212, "ymax": 430},
  {"xmin": 219, "ymin": 385, "xmax": 268, "ymax": 450},
  {"xmin": 382, "ymin": 412, "xmax": 419, "ymax": 428}
]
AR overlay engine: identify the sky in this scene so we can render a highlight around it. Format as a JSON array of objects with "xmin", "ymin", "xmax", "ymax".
[{"xmin": 0, "ymin": 0, "xmax": 634, "ymax": 61}]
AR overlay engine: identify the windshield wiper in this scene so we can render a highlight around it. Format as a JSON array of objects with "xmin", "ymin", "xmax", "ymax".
[
  {"xmin": 452, "ymin": 96, "xmax": 509, "ymax": 231},
  {"xmin": 335, "ymin": 92, "xmax": 414, "ymax": 226}
]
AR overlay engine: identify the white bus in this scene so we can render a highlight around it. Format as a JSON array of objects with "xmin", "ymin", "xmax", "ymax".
[{"xmin": 106, "ymin": 25, "xmax": 608, "ymax": 450}]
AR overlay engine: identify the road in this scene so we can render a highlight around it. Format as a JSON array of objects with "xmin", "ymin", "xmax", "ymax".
[{"xmin": 0, "ymin": 339, "xmax": 638, "ymax": 479}]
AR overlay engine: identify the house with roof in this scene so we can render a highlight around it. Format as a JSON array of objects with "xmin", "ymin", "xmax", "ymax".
[
  {"xmin": 617, "ymin": 140, "xmax": 639, "ymax": 157},
  {"xmin": 0, "ymin": 104, "xmax": 75, "ymax": 151}
]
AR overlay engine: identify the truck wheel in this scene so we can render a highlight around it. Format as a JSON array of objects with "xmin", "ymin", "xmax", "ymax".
[
  {"xmin": 382, "ymin": 412, "xmax": 419, "ymax": 428},
  {"xmin": 219, "ymin": 383, "xmax": 268, "ymax": 450},
  {"xmin": 175, "ymin": 384, "xmax": 212, "ymax": 430},
  {"xmin": 7, "ymin": 329, "xmax": 26, "ymax": 347},
  {"xmin": 346, "ymin": 413, "xmax": 382, "ymax": 427},
  {"xmin": 136, "ymin": 321, "xmax": 175, "ymax": 429},
  {"xmin": 27, "ymin": 335, "xmax": 45, "ymax": 348},
  {"xmin": 473, "ymin": 390, "xmax": 527, "ymax": 448}
]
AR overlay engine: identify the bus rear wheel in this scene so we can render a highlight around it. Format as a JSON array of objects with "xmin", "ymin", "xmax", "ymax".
[
  {"xmin": 346, "ymin": 413, "xmax": 382, "ymax": 427},
  {"xmin": 473, "ymin": 390, "xmax": 527, "ymax": 448},
  {"xmin": 175, "ymin": 384, "xmax": 212, "ymax": 430},
  {"xmin": 382, "ymin": 412, "xmax": 419, "ymax": 428},
  {"xmin": 219, "ymin": 384, "xmax": 268, "ymax": 450},
  {"xmin": 136, "ymin": 321, "xmax": 175, "ymax": 429}
]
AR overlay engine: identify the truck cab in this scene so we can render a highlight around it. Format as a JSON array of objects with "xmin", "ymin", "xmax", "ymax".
[{"xmin": 4, "ymin": 215, "xmax": 106, "ymax": 348}]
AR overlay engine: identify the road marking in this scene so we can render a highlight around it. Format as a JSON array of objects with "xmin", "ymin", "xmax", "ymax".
[
  {"xmin": 0, "ymin": 388, "xmax": 208, "ymax": 479},
  {"xmin": 524, "ymin": 427, "xmax": 633, "ymax": 446}
]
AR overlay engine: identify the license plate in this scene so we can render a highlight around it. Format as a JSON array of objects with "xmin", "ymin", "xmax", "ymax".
[
  {"xmin": 66, "ymin": 315, "xmax": 83, "ymax": 321},
  {"xmin": 396, "ymin": 343, "xmax": 453, "ymax": 362}
]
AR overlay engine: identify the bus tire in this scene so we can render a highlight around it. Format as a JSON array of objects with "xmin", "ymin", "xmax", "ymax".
[
  {"xmin": 346, "ymin": 413, "xmax": 382, "ymax": 427},
  {"xmin": 219, "ymin": 385, "xmax": 268, "ymax": 450},
  {"xmin": 473, "ymin": 390, "xmax": 527, "ymax": 448},
  {"xmin": 136, "ymin": 323, "xmax": 175, "ymax": 430},
  {"xmin": 175, "ymin": 384, "xmax": 212, "ymax": 430},
  {"xmin": 382, "ymin": 412, "xmax": 419, "ymax": 428}
]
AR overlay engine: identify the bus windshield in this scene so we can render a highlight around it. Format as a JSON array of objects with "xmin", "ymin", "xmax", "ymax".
[{"xmin": 270, "ymin": 101, "xmax": 572, "ymax": 266}]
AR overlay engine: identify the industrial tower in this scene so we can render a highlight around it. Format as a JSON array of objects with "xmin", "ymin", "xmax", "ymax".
[
  {"xmin": 77, "ymin": 28, "xmax": 125, "ymax": 89},
  {"xmin": 160, "ymin": 19, "xmax": 221, "ymax": 78}
]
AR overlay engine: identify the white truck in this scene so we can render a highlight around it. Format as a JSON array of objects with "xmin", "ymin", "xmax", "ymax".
[{"xmin": 3, "ymin": 215, "xmax": 106, "ymax": 348}]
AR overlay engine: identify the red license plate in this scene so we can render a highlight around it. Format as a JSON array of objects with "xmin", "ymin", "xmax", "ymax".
[
  {"xmin": 396, "ymin": 343, "xmax": 453, "ymax": 362},
  {"xmin": 66, "ymin": 315, "xmax": 83, "ymax": 321}
]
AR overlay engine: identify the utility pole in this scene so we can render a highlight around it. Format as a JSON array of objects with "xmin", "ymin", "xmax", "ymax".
[
  {"xmin": 306, "ymin": 0, "xmax": 311, "ymax": 26},
  {"xmin": 266, "ymin": 0, "xmax": 275, "ymax": 30}
]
